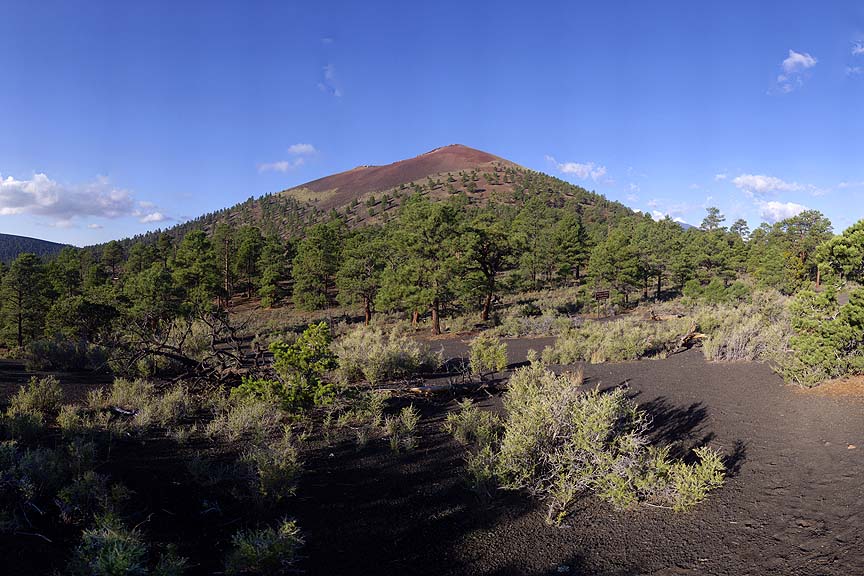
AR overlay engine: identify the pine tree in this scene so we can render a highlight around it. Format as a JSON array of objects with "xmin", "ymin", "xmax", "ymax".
[
  {"xmin": 337, "ymin": 226, "xmax": 389, "ymax": 325},
  {"xmin": 0, "ymin": 253, "xmax": 49, "ymax": 347},
  {"xmin": 292, "ymin": 219, "xmax": 346, "ymax": 310}
]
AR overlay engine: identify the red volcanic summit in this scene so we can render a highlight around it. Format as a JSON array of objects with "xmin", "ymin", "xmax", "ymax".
[{"xmin": 278, "ymin": 144, "xmax": 517, "ymax": 212}]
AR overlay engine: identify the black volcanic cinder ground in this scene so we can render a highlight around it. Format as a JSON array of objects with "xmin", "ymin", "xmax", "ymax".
[{"xmin": 293, "ymin": 342, "xmax": 864, "ymax": 576}]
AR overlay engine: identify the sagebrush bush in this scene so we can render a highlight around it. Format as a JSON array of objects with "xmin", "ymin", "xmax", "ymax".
[
  {"xmin": 7, "ymin": 375, "xmax": 63, "ymax": 421},
  {"xmin": 241, "ymin": 427, "xmax": 300, "ymax": 502},
  {"xmin": 468, "ymin": 333, "xmax": 508, "ymax": 379},
  {"xmin": 443, "ymin": 399, "xmax": 501, "ymax": 448},
  {"xmin": 205, "ymin": 399, "xmax": 282, "ymax": 446},
  {"xmin": 225, "ymin": 519, "xmax": 303, "ymax": 575},
  {"xmin": 451, "ymin": 364, "xmax": 725, "ymax": 524},
  {"xmin": 385, "ymin": 405, "xmax": 420, "ymax": 453},
  {"xmin": 67, "ymin": 513, "xmax": 188, "ymax": 576},
  {"xmin": 331, "ymin": 326, "xmax": 441, "ymax": 385},
  {"xmin": 25, "ymin": 338, "xmax": 107, "ymax": 372},
  {"xmin": 542, "ymin": 317, "xmax": 691, "ymax": 364}
]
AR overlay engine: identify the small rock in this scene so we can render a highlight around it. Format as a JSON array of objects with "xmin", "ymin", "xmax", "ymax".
[
  {"xmin": 556, "ymin": 565, "xmax": 570, "ymax": 574},
  {"xmin": 847, "ymin": 444, "xmax": 857, "ymax": 450}
]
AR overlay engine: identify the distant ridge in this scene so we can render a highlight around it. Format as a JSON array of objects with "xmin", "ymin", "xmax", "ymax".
[{"xmin": 0, "ymin": 232, "xmax": 68, "ymax": 263}]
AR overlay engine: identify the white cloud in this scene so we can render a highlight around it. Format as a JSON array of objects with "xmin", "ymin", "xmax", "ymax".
[
  {"xmin": 259, "ymin": 143, "xmax": 318, "ymax": 173},
  {"xmin": 847, "ymin": 66, "xmax": 863, "ymax": 76},
  {"xmin": 139, "ymin": 212, "xmax": 169, "ymax": 223},
  {"xmin": 853, "ymin": 42, "xmax": 864, "ymax": 56},
  {"xmin": 287, "ymin": 143, "xmax": 317, "ymax": 156},
  {"xmin": 87, "ymin": 223, "xmax": 103, "ymax": 229},
  {"xmin": 0, "ymin": 172, "xmax": 159, "ymax": 225},
  {"xmin": 714, "ymin": 173, "xmax": 727, "ymax": 181},
  {"xmin": 776, "ymin": 49, "xmax": 817, "ymax": 93},
  {"xmin": 545, "ymin": 156, "xmax": 607, "ymax": 181},
  {"xmin": 628, "ymin": 183, "xmax": 640, "ymax": 193},
  {"xmin": 732, "ymin": 173, "xmax": 803, "ymax": 197},
  {"xmin": 258, "ymin": 158, "xmax": 305, "ymax": 173},
  {"xmin": 757, "ymin": 200, "xmax": 807, "ymax": 223},
  {"xmin": 838, "ymin": 180, "xmax": 864, "ymax": 189}
]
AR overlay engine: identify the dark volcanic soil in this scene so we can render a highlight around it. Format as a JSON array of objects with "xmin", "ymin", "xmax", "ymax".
[
  {"xmin": 2, "ymin": 342, "xmax": 862, "ymax": 575},
  {"xmin": 294, "ymin": 347, "xmax": 864, "ymax": 576}
]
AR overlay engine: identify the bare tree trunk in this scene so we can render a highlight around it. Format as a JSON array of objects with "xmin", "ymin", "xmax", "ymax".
[
  {"xmin": 431, "ymin": 301, "xmax": 441, "ymax": 335},
  {"xmin": 412, "ymin": 310, "xmax": 419, "ymax": 327},
  {"xmin": 656, "ymin": 273, "xmax": 662, "ymax": 300},
  {"xmin": 364, "ymin": 297, "xmax": 371, "ymax": 326},
  {"xmin": 481, "ymin": 291, "xmax": 493, "ymax": 322}
]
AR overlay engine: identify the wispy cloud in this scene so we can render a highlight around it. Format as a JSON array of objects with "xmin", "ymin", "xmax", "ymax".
[
  {"xmin": 853, "ymin": 42, "xmax": 864, "ymax": 56},
  {"xmin": 0, "ymin": 171, "xmax": 168, "ymax": 226},
  {"xmin": 317, "ymin": 64, "xmax": 342, "ymax": 97},
  {"xmin": 847, "ymin": 66, "xmax": 864, "ymax": 76},
  {"xmin": 287, "ymin": 143, "xmax": 317, "ymax": 156},
  {"xmin": 545, "ymin": 156, "xmax": 607, "ymax": 181},
  {"xmin": 838, "ymin": 180, "xmax": 864, "ymax": 189},
  {"xmin": 714, "ymin": 173, "xmax": 727, "ymax": 181},
  {"xmin": 757, "ymin": 200, "xmax": 807, "ymax": 223},
  {"xmin": 258, "ymin": 143, "xmax": 318, "ymax": 173},
  {"xmin": 775, "ymin": 49, "xmax": 817, "ymax": 93},
  {"xmin": 732, "ymin": 173, "xmax": 803, "ymax": 197}
]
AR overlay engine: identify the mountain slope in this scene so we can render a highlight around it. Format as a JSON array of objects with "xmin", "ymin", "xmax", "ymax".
[
  {"xmin": 0, "ymin": 232, "xmax": 68, "ymax": 263},
  {"xmin": 280, "ymin": 144, "xmax": 515, "ymax": 212},
  {"xmin": 100, "ymin": 144, "xmax": 634, "ymax": 251}
]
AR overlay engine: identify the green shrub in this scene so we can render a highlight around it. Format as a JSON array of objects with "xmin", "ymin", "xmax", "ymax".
[
  {"xmin": 25, "ymin": 338, "xmax": 107, "ymax": 372},
  {"xmin": 385, "ymin": 405, "xmax": 420, "ymax": 453},
  {"xmin": 468, "ymin": 333, "xmax": 508, "ymax": 379},
  {"xmin": 56, "ymin": 471, "xmax": 111, "ymax": 525},
  {"xmin": 459, "ymin": 364, "xmax": 725, "ymax": 524},
  {"xmin": 68, "ymin": 513, "xmax": 188, "ymax": 576},
  {"xmin": 108, "ymin": 378, "xmax": 155, "ymax": 412},
  {"xmin": 331, "ymin": 326, "xmax": 441, "ymax": 385},
  {"xmin": 241, "ymin": 428, "xmax": 300, "ymax": 502},
  {"xmin": 778, "ymin": 288, "xmax": 864, "ymax": 386},
  {"xmin": 225, "ymin": 519, "xmax": 303, "ymax": 575},
  {"xmin": 268, "ymin": 322, "xmax": 338, "ymax": 409},
  {"xmin": 67, "ymin": 514, "xmax": 148, "ymax": 576},
  {"xmin": 134, "ymin": 385, "xmax": 194, "ymax": 429},
  {"xmin": 542, "ymin": 317, "xmax": 690, "ymax": 364},
  {"xmin": 7, "ymin": 376, "xmax": 63, "ymax": 421},
  {"xmin": 443, "ymin": 399, "xmax": 501, "ymax": 448},
  {"xmin": 205, "ymin": 400, "xmax": 282, "ymax": 446}
]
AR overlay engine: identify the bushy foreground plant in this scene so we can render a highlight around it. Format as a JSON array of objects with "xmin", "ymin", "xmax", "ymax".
[
  {"xmin": 384, "ymin": 405, "xmax": 420, "ymax": 453},
  {"xmin": 67, "ymin": 513, "xmax": 188, "ymax": 576},
  {"xmin": 234, "ymin": 322, "xmax": 337, "ymax": 410},
  {"xmin": 331, "ymin": 326, "xmax": 440, "ymax": 385},
  {"xmin": 225, "ymin": 519, "xmax": 303, "ymax": 575},
  {"xmin": 6, "ymin": 375, "xmax": 63, "ymax": 421},
  {"xmin": 468, "ymin": 333, "xmax": 508, "ymax": 379},
  {"xmin": 445, "ymin": 365, "xmax": 725, "ymax": 524}
]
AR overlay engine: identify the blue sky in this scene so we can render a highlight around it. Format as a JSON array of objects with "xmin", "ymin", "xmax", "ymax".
[{"xmin": 1, "ymin": 0, "xmax": 863, "ymax": 245}]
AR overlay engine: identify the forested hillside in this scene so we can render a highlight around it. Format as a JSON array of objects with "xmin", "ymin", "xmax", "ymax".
[{"xmin": 0, "ymin": 232, "xmax": 67, "ymax": 262}]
